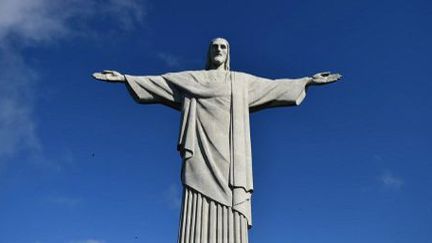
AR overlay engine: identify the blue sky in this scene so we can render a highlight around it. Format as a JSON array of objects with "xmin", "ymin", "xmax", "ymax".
[{"xmin": 0, "ymin": 0, "xmax": 431, "ymax": 242}]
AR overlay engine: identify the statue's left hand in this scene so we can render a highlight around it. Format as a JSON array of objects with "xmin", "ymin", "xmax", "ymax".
[
  {"xmin": 311, "ymin": 72, "xmax": 342, "ymax": 85},
  {"xmin": 92, "ymin": 70, "xmax": 126, "ymax": 82}
]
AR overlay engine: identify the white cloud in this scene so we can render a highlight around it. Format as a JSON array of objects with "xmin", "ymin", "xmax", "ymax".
[
  {"xmin": 0, "ymin": 0, "xmax": 146, "ymax": 43},
  {"xmin": 0, "ymin": 0, "xmax": 146, "ymax": 165},
  {"xmin": 380, "ymin": 171, "xmax": 404, "ymax": 190}
]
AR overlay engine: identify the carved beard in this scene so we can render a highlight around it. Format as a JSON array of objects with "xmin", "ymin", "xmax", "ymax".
[{"xmin": 212, "ymin": 55, "xmax": 226, "ymax": 66}]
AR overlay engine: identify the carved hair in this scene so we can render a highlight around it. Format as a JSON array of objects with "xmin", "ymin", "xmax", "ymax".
[{"xmin": 205, "ymin": 37, "xmax": 230, "ymax": 71}]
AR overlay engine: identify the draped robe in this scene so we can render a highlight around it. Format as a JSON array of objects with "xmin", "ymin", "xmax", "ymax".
[{"xmin": 124, "ymin": 70, "xmax": 309, "ymax": 241}]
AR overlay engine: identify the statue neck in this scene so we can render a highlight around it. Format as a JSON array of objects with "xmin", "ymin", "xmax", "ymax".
[{"xmin": 209, "ymin": 63, "xmax": 226, "ymax": 71}]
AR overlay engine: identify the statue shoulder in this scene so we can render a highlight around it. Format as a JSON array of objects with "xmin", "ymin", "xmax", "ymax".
[
  {"xmin": 229, "ymin": 70, "xmax": 257, "ymax": 81},
  {"xmin": 162, "ymin": 70, "xmax": 203, "ymax": 78}
]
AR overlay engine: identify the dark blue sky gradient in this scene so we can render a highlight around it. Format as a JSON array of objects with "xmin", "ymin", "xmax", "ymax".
[{"xmin": 0, "ymin": 0, "xmax": 431, "ymax": 242}]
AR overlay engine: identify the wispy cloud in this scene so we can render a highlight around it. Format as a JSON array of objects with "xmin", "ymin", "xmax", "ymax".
[
  {"xmin": 47, "ymin": 196, "xmax": 83, "ymax": 207},
  {"xmin": 0, "ymin": 0, "xmax": 146, "ymax": 43},
  {"xmin": 0, "ymin": 46, "xmax": 40, "ymax": 159},
  {"xmin": 380, "ymin": 170, "xmax": 404, "ymax": 190},
  {"xmin": 0, "ymin": 0, "xmax": 146, "ymax": 166},
  {"xmin": 157, "ymin": 52, "xmax": 182, "ymax": 68},
  {"xmin": 163, "ymin": 183, "xmax": 182, "ymax": 209}
]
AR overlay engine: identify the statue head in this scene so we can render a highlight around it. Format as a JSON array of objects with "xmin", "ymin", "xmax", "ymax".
[{"xmin": 205, "ymin": 37, "xmax": 230, "ymax": 71}]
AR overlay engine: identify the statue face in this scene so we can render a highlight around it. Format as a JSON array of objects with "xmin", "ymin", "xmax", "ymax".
[{"xmin": 210, "ymin": 38, "xmax": 228, "ymax": 67}]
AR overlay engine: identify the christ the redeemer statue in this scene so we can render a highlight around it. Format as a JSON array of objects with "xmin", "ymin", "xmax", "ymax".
[{"xmin": 93, "ymin": 38, "xmax": 341, "ymax": 243}]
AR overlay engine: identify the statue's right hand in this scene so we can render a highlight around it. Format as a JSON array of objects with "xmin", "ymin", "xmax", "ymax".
[{"xmin": 92, "ymin": 70, "xmax": 125, "ymax": 82}]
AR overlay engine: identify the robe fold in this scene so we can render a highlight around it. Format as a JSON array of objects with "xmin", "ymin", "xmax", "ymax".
[{"xmin": 125, "ymin": 70, "xmax": 309, "ymax": 230}]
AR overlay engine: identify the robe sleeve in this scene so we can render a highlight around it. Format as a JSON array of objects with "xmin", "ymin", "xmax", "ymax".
[
  {"xmin": 247, "ymin": 74, "xmax": 311, "ymax": 112},
  {"xmin": 124, "ymin": 74, "xmax": 183, "ymax": 110}
]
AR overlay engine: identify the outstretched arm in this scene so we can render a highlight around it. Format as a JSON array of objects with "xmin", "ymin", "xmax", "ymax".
[
  {"xmin": 247, "ymin": 72, "xmax": 342, "ymax": 112},
  {"xmin": 92, "ymin": 70, "xmax": 183, "ymax": 110}
]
